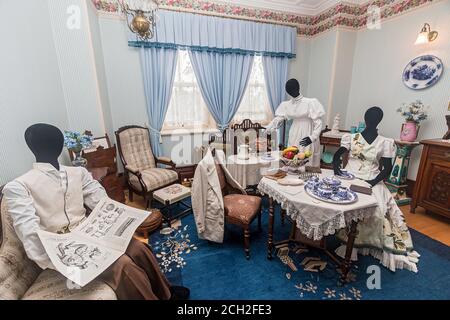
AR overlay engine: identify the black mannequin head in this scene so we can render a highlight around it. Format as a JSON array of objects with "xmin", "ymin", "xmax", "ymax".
[
  {"xmin": 364, "ymin": 106, "xmax": 384, "ymax": 129},
  {"xmin": 285, "ymin": 79, "xmax": 300, "ymax": 98},
  {"xmin": 24, "ymin": 123, "xmax": 64, "ymax": 170}
]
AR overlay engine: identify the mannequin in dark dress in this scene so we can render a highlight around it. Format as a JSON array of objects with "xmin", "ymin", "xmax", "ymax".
[
  {"xmin": 333, "ymin": 107, "xmax": 393, "ymax": 187},
  {"xmin": 16, "ymin": 124, "xmax": 190, "ymax": 300}
]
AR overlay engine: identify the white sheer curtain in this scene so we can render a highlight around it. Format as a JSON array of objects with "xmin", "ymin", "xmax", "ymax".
[
  {"xmin": 232, "ymin": 56, "xmax": 272, "ymax": 125},
  {"xmin": 164, "ymin": 50, "xmax": 213, "ymax": 129},
  {"xmin": 164, "ymin": 52, "xmax": 272, "ymax": 130}
]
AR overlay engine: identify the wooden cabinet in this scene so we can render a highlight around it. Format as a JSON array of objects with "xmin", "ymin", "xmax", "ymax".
[
  {"xmin": 319, "ymin": 128, "xmax": 349, "ymax": 170},
  {"xmin": 84, "ymin": 146, "xmax": 125, "ymax": 203},
  {"xmin": 411, "ymin": 139, "xmax": 450, "ymax": 218},
  {"xmin": 175, "ymin": 164, "xmax": 197, "ymax": 183}
]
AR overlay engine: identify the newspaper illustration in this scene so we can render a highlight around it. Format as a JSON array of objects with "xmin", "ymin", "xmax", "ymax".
[{"xmin": 37, "ymin": 198, "xmax": 150, "ymax": 287}]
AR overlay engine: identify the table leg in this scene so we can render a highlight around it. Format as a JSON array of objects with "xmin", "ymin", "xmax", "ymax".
[
  {"xmin": 339, "ymin": 220, "xmax": 358, "ymax": 285},
  {"xmin": 267, "ymin": 197, "xmax": 275, "ymax": 260}
]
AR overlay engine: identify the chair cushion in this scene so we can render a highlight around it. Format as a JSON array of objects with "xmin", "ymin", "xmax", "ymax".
[
  {"xmin": 0, "ymin": 196, "xmax": 41, "ymax": 300},
  {"xmin": 118, "ymin": 127, "xmax": 156, "ymax": 171},
  {"xmin": 22, "ymin": 270, "xmax": 117, "ymax": 300},
  {"xmin": 223, "ymin": 194, "xmax": 261, "ymax": 225},
  {"xmin": 129, "ymin": 168, "xmax": 178, "ymax": 192}
]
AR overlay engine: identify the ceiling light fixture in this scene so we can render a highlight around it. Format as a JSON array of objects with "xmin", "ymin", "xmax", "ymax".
[{"xmin": 120, "ymin": 0, "xmax": 158, "ymax": 41}]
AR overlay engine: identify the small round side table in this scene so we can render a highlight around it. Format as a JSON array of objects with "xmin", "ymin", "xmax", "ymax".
[{"xmin": 385, "ymin": 140, "xmax": 420, "ymax": 205}]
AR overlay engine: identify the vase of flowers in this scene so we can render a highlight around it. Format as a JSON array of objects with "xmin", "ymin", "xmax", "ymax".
[
  {"xmin": 64, "ymin": 130, "xmax": 93, "ymax": 167},
  {"xmin": 397, "ymin": 100, "xmax": 429, "ymax": 142}
]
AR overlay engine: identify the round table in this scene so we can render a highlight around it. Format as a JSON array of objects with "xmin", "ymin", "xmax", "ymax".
[{"xmin": 227, "ymin": 151, "xmax": 280, "ymax": 188}]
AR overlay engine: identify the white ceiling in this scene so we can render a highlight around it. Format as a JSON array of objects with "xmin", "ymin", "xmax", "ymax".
[{"xmin": 214, "ymin": 0, "xmax": 367, "ymax": 15}]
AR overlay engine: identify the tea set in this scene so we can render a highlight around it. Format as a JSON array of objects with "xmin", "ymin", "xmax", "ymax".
[{"xmin": 305, "ymin": 175, "xmax": 358, "ymax": 204}]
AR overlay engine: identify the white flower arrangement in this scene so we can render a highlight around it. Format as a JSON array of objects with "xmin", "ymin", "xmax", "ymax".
[{"xmin": 396, "ymin": 100, "xmax": 429, "ymax": 123}]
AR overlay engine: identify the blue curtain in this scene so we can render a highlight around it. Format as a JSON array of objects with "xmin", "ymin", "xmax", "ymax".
[
  {"xmin": 140, "ymin": 47, "xmax": 178, "ymax": 157},
  {"xmin": 262, "ymin": 56, "xmax": 289, "ymax": 115},
  {"xmin": 262, "ymin": 56, "xmax": 290, "ymax": 147},
  {"xmin": 189, "ymin": 51, "xmax": 254, "ymax": 131},
  {"xmin": 129, "ymin": 10, "xmax": 297, "ymax": 59}
]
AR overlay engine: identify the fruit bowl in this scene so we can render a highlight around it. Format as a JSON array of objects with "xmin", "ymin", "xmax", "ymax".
[{"xmin": 280, "ymin": 146, "xmax": 312, "ymax": 173}]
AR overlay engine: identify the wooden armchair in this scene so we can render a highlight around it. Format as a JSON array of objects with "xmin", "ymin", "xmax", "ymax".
[
  {"xmin": 115, "ymin": 125, "xmax": 179, "ymax": 208},
  {"xmin": 213, "ymin": 150, "xmax": 262, "ymax": 259}
]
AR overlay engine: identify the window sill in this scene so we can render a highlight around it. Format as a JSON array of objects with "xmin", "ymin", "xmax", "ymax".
[{"xmin": 161, "ymin": 127, "xmax": 220, "ymax": 136}]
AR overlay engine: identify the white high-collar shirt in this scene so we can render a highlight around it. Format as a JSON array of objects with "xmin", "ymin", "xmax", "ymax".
[{"xmin": 2, "ymin": 163, "xmax": 107, "ymax": 269}]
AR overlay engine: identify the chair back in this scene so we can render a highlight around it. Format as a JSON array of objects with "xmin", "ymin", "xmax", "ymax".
[
  {"xmin": 232, "ymin": 119, "xmax": 271, "ymax": 154},
  {"xmin": 115, "ymin": 125, "xmax": 156, "ymax": 172},
  {"xmin": 0, "ymin": 187, "xmax": 41, "ymax": 300}
]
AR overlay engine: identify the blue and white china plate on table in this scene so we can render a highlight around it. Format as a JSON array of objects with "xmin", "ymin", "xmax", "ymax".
[
  {"xmin": 403, "ymin": 55, "xmax": 443, "ymax": 90},
  {"xmin": 335, "ymin": 170, "xmax": 355, "ymax": 180},
  {"xmin": 261, "ymin": 154, "xmax": 275, "ymax": 161},
  {"xmin": 304, "ymin": 184, "xmax": 358, "ymax": 205}
]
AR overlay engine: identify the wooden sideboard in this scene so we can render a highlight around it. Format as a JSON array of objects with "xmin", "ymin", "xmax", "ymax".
[
  {"xmin": 411, "ymin": 139, "xmax": 450, "ymax": 218},
  {"xmin": 84, "ymin": 146, "xmax": 125, "ymax": 203}
]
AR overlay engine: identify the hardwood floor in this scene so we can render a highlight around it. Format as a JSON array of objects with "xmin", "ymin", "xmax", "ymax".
[{"xmin": 401, "ymin": 205, "xmax": 450, "ymax": 246}]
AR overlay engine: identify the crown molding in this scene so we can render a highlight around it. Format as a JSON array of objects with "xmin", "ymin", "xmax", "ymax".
[{"xmin": 91, "ymin": 0, "xmax": 440, "ymax": 37}]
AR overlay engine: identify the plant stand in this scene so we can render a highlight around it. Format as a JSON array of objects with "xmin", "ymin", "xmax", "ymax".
[{"xmin": 385, "ymin": 140, "xmax": 420, "ymax": 206}]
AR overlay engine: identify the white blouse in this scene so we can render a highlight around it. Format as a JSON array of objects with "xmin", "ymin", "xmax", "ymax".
[{"xmin": 341, "ymin": 133, "xmax": 396, "ymax": 181}]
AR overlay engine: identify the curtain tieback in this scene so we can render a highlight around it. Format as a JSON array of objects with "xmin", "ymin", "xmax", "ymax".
[{"xmin": 148, "ymin": 125, "xmax": 163, "ymax": 144}]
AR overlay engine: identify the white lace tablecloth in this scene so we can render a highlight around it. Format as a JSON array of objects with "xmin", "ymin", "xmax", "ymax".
[
  {"xmin": 227, "ymin": 151, "xmax": 280, "ymax": 188},
  {"xmin": 257, "ymin": 170, "xmax": 378, "ymax": 241}
]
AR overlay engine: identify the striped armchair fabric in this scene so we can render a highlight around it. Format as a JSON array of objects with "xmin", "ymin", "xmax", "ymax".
[{"xmin": 116, "ymin": 126, "xmax": 179, "ymax": 207}]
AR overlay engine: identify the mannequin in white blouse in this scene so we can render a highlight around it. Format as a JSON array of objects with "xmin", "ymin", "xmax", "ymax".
[
  {"xmin": 266, "ymin": 79, "xmax": 325, "ymax": 167},
  {"xmin": 333, "ymin": 107, "xmax": 420, "ymax": 273}
]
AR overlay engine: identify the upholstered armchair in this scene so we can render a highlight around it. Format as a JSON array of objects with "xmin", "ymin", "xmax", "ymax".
[
  {"xmin": 115, "ymin": 125, "xmax": 179, "ymax": 208},
  {"xmin": 0, "ymin": 187, "xmax": 117, "ymax": 300}
]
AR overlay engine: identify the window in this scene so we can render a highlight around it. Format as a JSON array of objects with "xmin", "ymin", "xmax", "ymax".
[
  {"xmin": 164, "ymin": 50, "xmax": 214, "ymax": 130},
  {"xmin": 232, "ymin": 56, "xmax": 272, "ymax": 125},
  {"xmin": 164, "ymin": 52, "xmax": 272, "ymax": 131}
]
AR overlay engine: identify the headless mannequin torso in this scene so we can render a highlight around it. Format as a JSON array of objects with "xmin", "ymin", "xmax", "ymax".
[
  {"xmin": 285, "ymin": 79, "xmax": 312, "ymax": 147},
  {"xmin": 333, "ymin": 107, "xmax": 393, "ymax": 186},
  {"xmin": 24, "ymin": 123, "xmax": 64, "ymax": 170}
]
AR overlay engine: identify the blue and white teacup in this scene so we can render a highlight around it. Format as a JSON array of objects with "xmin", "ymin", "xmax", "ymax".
[
  {"xmin": 317, "ymin": 184, "xmax": 333, "ymax": 198},
  {"xmin": 336, "ymin": 187, "xmax": 349, "ymax": 200}
]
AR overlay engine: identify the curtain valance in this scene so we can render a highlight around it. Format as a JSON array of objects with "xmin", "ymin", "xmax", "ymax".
[{"xmin": 128, "ymin": 10, "xmax": 297, "ymax": 58}]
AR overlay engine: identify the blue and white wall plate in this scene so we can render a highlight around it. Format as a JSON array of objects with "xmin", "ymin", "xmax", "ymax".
[{"xmin": 403, "ymin": 55, "xmax": 443, "ymax": 90}]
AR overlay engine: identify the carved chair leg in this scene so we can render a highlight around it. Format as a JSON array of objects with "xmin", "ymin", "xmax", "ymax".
[
  {"xmin": 244, "ymin": 227, "xmax": 250, "ymax": 260},
  {"xmin": 128, "ymin": 187, "xmax": 134, "ymax": 202}
]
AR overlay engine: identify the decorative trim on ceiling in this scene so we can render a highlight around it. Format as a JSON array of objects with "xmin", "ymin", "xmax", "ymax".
[{"xmin": 91, "ymin": 0, "xmax": 439, "ymax": 37}]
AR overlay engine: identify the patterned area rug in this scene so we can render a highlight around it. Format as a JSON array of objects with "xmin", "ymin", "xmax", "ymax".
[{"xmin": 149, "ymin": 198, "xmax": 450, "ymax": 300}]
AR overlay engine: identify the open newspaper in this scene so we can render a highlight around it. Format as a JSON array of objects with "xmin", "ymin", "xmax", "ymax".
[{"xmin": 37, "ymin": 198, "xmax": 150, "ymax": 287}]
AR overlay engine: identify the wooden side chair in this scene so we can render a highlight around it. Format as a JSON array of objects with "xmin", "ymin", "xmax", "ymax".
[
  {"xmin": 115, "ymin": 125, "xmax": 179, "ymax": 208},
  {"xmin": 213, "ymin": 150, "xmax": 262, "ymax": 259},
  {"xmin": 231, "ymin": 119, "xmax": 272, "ymax": 154}
]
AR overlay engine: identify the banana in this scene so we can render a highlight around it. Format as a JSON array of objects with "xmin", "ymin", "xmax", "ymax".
[{"xmin": 282, "ymin": 146, "xmax": 299, "ymax": 156}]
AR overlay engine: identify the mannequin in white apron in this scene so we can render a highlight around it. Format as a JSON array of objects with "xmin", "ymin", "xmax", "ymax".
[{"xmin": 266, "ymin": 79, "xmax": 325, "ymax": 167}]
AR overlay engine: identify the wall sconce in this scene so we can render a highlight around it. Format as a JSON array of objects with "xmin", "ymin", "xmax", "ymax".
[
  {"xmin": 120, "ymin": 0, "xmax": 158, "ymax": 41},
  {"xmin": 415, "ymin": 23, "xmax": 438, "ymax": 45}
]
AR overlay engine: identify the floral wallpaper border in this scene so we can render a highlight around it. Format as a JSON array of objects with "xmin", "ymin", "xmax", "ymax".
[{"xmin": 92, "ymin": 0, "xmax": 438, "ymax": 37}]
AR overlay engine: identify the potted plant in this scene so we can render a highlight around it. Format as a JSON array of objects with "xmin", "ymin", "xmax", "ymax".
[
  {"xmin": 64, "ymin": 130, "xmax": 93, "ymax": 167},
  {"xmin": 397, "ymin": 100, "xmax": 429, "ymax": 142}
]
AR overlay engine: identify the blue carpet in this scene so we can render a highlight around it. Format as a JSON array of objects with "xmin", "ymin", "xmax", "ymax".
[{"xmin": 149, "ymin": 198, "xmax": 450, "ymax": 300}]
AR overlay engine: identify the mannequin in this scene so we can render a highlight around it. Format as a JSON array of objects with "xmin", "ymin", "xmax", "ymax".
[
  {"xmin": 333, "ymin": 107, "xmax": 392, "ymax": 186},
  {"xmin": 332, "ymin": 108, "xmax": 419, "ymax": 272},
  {"xmin": 3, "ymin": 123, "xmax": 190, "ymax": 300},
  {"xmin": 266, "ymin": 79, "xmax": 325, "ymax": 167}
]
